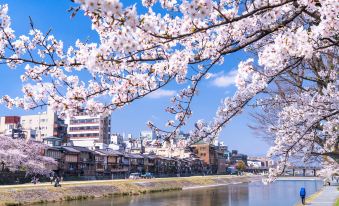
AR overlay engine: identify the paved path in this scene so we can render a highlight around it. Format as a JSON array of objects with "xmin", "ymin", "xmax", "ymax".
[
  {"xmin": 0, "ymin": 175, "xmax": 259, "ymax": 190},
  {"xmin": 308, "ymin": 186, "xmax": 339, "ymax": 206}
]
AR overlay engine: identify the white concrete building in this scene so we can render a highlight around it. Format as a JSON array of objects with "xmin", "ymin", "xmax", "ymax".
[
  {"xmin": 140, "ymin": 130, "xmax": 156, "ymax": 141},
  {"xmin": 0, "ymin": 116, "xmax": 28, "ymax": 139},
  {"xmin": 0, "ymin": 116, "xmax": 20, "ymax": 133},
  {"xmin": 247, "ymin": 156, "xmax": 272, "ymax": 168},
  {"xmin": 108, "ymin": 143, "xmax": 121, "ymax": 151},
  {"xmin": 20, "ymin": 107, "xmax": 67, "ymax": 142},
  {"xmin": 65, "ymin": 112, "xmax": 111, "ymax": 149},
  {"xmin": 0, "ymin": 116, "xmax": 20, "ymax": 135},
  {"xmin": 247, "ymin": 160, "xmax": 262, "ymax": 169},
  {"xmin": 144, "ymin": 145, "xmax": 192, "ymax": 158},
  {"xmin": 111, "ymin": 133, "xmax": 123, "ymax": 145},
  {"xmin": 108, "ymin": 133, "xmax": 125, "ymax": 151}
]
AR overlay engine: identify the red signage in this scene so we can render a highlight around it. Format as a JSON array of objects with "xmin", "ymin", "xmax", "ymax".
[{"xmin": 5, "ymin": 116, "xmax": 20, "ymax": 124}]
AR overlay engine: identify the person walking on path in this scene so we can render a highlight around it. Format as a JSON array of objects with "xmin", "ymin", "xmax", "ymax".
[
  {"xmin": 49, "ymin": 172, "xmax": 55, "ymax": 184},
  {"xmin": 300, "ymin": 187, "xmax": 306, "ymax": 205},
  {"xmin": 54, "ymin": 176, "xmax": 61, "ymax": 187},
  {"xmin": 49, "ymin": 175, "xmax": 54, "ymax": 184},
  {"xmin": 323, "ymin": 177, "xmax": 331, "ymax": 186}
]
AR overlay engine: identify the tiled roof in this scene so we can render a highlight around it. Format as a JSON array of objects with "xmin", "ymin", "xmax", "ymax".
[
  {"xmin": 96, "ymin": 149, "xmax": 123, "ymax": 156},
  {"xmin": 62, "ymin": 146, "xmax": 80, "ymax": 153},
  {"xmin": 129, "ymin": 154, "xmax": 143, "ymax": 159},
  {"xmin": 72, "ymin": 146, "xmax": 93, "ymax": 153}
]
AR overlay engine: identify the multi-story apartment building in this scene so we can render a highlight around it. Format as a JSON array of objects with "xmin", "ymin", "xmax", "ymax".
[
  {"xmin": 65, "ymin": 112, "xmax": 111, "ymax": 149},
  {"xmin": 191, "ymin": 142, "xmax": 216, "ymax": 165},
  {"xmin": 20, "ymin": 107, "xmax": 67, "ymax": 142},
  {"xmin": 0, "ymin": 116, "xmax": 20, "ymax": 132},
  {"xmin": 144, "ymin": 145, "xmax": 192, "ymax": 158},
  {"xmin": 0, "ymin": 116, "xmax": 25, "ymax": 138},
  {"xmin": 109, "ymin": 133, "xmax": 125, "ymax": 151},
  {"xmin": 111, "ymin": 133, "xmax": 123, "ymax": 145},
  {"xmin": 190, "ymin": 141, "xmax": 228, "ymax": 174},
  {"xmin": 0, "ymin": 116, "xmax": 38, "ymax": 139}
]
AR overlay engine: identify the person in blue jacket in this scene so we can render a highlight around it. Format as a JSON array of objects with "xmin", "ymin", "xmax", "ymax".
[{"xmin": 300, "ymin": 187, "xmax": 306, "ymax": 205}]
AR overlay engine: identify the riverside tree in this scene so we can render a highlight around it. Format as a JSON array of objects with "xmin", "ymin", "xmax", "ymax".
[
  {"xmin": 0, "ymin": 135, "xmax": 57, "ymax": 175},
  {"xmin": 0, "ymin": 0, "xmax": 337, "ymax": 181},
  {"xmin": 235, "ymin": 160, "xmax": 246, "ymax": 174}
]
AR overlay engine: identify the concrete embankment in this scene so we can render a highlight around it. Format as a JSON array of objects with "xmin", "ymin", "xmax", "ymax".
[{"xmin": 0, "ymin": 175, "xmax": 261, "ymax": 206}]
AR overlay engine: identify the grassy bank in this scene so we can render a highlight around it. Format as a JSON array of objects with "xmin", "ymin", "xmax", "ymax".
[{"xmin": 0, "ymin": 175, "xmax": 260, "ymax": 206}]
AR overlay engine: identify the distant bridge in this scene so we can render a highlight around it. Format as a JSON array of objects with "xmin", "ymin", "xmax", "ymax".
[
  {"xmin": 245, "ymin": 166, "xmax": 322, "ymax": 177},
  {"xmin": 284, "ymin": 166, "xmax": 321, "ymax": 177}
]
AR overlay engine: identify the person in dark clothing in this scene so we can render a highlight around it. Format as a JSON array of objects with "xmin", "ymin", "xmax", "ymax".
[
  {"xmin": 54, "ymin": 176, "xmax": 61, "ymax": 187},
  {"xmin": 300, "ymin": 187, "xmax": 306, "ymax": 205},
  {"xmin": 31, "ymin": 176, "xmax": 38, "ymax": 184},
  {"xmin": 50, "ymin": 175, "xmax": 54, "ymax": 184},
  {"xmin": 49, "ymin": 172, "xmax": 55, "ymax": 184}
]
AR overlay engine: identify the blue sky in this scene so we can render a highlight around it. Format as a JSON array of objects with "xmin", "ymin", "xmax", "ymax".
[{"xmin": 0, "ymin": 0, "xmax": 270, "ymax": 156}]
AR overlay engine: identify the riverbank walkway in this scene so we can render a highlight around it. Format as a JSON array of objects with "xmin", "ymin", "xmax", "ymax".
[
  {"xmin": 0, "ymin": 175, "xmax": 261, "ymax": 190},
  {"xmin": 307, "ymin": 185, "xmax": 339, "ymax": 206}
]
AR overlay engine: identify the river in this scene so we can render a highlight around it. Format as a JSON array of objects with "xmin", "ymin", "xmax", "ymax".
[{"xmin": 42, "ymin": 179, "xmax": 322, "ymax": 206}]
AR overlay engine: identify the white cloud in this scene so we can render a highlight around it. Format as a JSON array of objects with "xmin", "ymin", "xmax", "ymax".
[
  {"xmin": 211, "ymin": 70, "xmax": 238, "ymax": 88},
  {"xmin": 147, "ymin": 89, "xmax": 176, "ymax": 99}
]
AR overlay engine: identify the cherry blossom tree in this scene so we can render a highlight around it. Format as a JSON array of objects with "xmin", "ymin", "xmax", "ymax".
[
  {"xmin": 249, "ymin": 51, "xmax": 338, "ymax": 180},
  {"xmin": 0, "ymin": 135, "xmax": 57, "ymax": 175},
  {"xmin": 0, "ymin": 0, "xmax": 337, "ymax": 180}
]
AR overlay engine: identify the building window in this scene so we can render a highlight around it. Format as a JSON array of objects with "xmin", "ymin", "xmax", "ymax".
[
  {"xmin": 70, "ymin": 118, "xmax": 99, "ymax": 124},
  {"xmin": 69, "ymin": 126, "xmax": 99, "ymax": 131},
  {"xmin": 69, "ymin": 133, "xmax": 99, "ymax": 138}
]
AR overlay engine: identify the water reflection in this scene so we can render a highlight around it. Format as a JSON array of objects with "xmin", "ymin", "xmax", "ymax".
[{"xmin": 44, "ymin": 180, "xmax": 322, "ymax": 206}]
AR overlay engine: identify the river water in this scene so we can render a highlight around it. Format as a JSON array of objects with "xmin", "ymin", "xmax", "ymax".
[{"xmin": 44, "ymin": 179, "xmax": 322, "ymax": 206}]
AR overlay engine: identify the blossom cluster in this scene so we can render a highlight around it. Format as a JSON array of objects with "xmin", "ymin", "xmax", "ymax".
[
  {"xmin": 0, "ymin": 136, "xmax": 56, "ymax": 175},
  {"xmin": 0, "ymin": 0, "xmax": 338, "ymax": 178}
]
